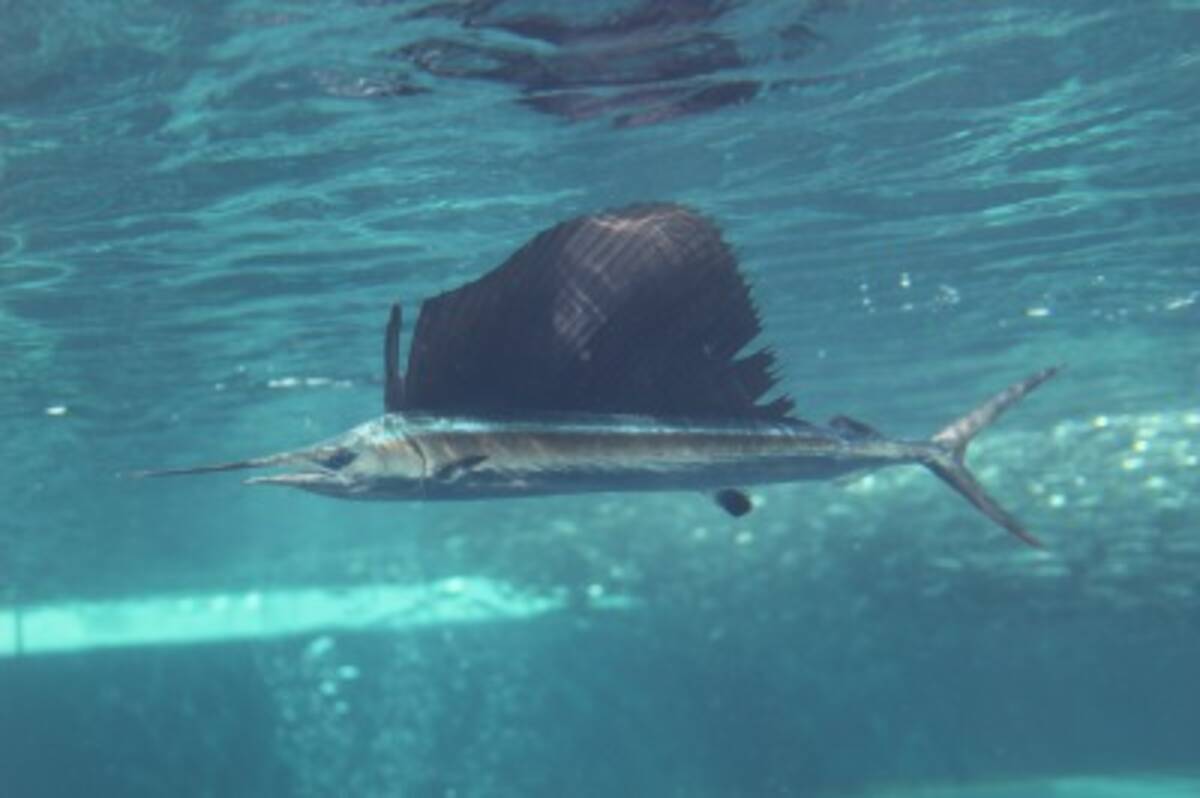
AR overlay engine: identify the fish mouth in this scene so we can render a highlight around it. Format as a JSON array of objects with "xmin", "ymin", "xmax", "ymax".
[
  {"xmin": 244, "ymin": 455, "xmax": 358, "ymax": 491},
  {"xmin": 136, "ymin": 449, "xmax": 344, "ymax": 482},
  {"xmin": 137, "ymin": 441, "xmax": 364, "ymax": 492},
  {"xmin": 244, "ymin": 471, "xmax": 344, "ymax": 488},
  {"xmin": 242, "ymin": 446, "xmax": 361, "ymax": 491}
]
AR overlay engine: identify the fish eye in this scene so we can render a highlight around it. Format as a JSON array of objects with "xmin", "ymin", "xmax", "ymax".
[{"xmin": 317, "ymin": 448, "xmax": 358, "ymax": 470}]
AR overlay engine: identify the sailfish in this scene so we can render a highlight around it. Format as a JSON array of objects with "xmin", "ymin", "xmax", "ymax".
[{"xmin": 141, "ymin": 204, "xmax": 1059, "ymax": 546}]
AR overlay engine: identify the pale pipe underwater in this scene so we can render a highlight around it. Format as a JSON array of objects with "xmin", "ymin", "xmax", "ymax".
[{"xmin": 141, "ymin": 204, "xmax": 1060, "ymax": 547}]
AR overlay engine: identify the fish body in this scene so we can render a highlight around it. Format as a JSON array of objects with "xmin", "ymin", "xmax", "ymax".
[
  {"xmin": 258, "ymin": 413, "xmax": 902, "ymax": 500},
  {"xmin": 142, "ymin": 204, "xmax": 1059, "ymax": 546}
]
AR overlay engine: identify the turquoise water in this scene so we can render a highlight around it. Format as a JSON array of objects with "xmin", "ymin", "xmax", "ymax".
[{"xmin": 2, "ymin": 1, "xmax": 1198, "ymax": 795}]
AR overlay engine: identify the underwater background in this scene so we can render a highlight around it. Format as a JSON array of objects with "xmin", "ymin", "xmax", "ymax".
[{"xmin": 2, "ymin": 1, "xmax": 1198, "ymax": 796}]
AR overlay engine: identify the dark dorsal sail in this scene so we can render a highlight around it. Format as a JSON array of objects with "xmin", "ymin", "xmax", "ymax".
[{"xmin": 388, "ymin": 203, "xmax": 794, "ymax": 420}]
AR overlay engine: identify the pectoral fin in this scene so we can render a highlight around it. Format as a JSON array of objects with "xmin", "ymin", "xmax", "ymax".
[{"xmin": 433, "ymin": 455, "xmax": 489, "ymax": 482}]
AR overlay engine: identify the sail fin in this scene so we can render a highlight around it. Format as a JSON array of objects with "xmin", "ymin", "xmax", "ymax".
[
  {"xmin": 400, "ymin": 204, "xmax": 795, "ymax": 419},
  {"xmin": 384, "ymin": 303, "xmax": 405, "ymax": 413}
]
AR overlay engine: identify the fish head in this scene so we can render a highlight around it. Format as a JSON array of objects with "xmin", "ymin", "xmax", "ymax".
[{"xmin": 243, "ymin": 417, "xmax": 429, "ymax": 499}]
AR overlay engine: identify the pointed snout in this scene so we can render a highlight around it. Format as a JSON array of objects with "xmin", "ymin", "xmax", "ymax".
[{"xmin": 140, "ymin": 418, "xmax": 423, "ymax": 500}]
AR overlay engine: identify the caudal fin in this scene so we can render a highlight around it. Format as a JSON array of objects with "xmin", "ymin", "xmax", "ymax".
[{"xmin": 923, "ymin": 366, "xmax": 1061, "ymax": 547}]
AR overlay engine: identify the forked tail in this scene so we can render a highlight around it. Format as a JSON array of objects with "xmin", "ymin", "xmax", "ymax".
[{"xmin": 922, "ymin": 366, "xmax": 1061, "ymax": 547}]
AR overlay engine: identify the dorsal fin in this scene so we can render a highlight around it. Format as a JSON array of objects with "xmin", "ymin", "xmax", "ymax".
[
  {"xmin": 384, "ymin": 304, "xmax": 404, "ymax": 413},
  {"xmin": 399, "ymin": 204, "xmax": 795, "ymax": 419},
  {"xmin": 829, "ymin": 415, "xmax": 883, "ymax": 440}
]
